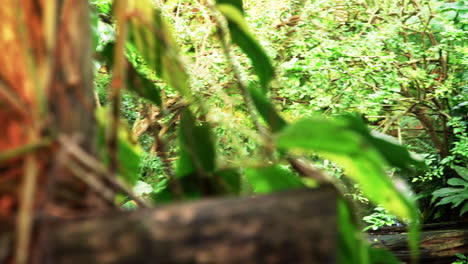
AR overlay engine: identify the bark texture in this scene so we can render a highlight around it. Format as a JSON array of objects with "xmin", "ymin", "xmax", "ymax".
[
  {"xmin": 370, "ymin": 221, "xmax": 468, "ymax": 264},
  {"xmin": 41, "ymin": 188, "xmax": 337, "ymax": 264}
]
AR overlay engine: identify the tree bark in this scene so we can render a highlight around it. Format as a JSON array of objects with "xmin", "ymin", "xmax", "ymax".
[
  {"xmin": 0, "ymin": 1, "xmax": 108, "ymax": 263},
  {"xmin": 30, "ymin": 188, "xmax": 337, "ymax": 264},
  {"xmin": 369, "ymin": 223, "xmax": 468, "ymax": 264}
]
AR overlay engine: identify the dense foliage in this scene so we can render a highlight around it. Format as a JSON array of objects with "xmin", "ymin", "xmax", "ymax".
[{"xmin": 89, "ymin": 0, "xmax": 467, "ymax": 262}]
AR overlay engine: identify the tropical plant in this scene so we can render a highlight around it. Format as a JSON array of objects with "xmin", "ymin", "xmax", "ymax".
[
  {"xmin": 432, "ymin": 166, "xmax": 468, "ymax": 216},
  {"xmin": 453, "ymin": 253, "xmax": 468, "ymax": 264},
  {"xmin": 87, "ymin": 0, "xmax": 427, "ymax": 262},
  {"xmin": 363, "ymin": 206, "xmax": 399, "ymax": 231}
]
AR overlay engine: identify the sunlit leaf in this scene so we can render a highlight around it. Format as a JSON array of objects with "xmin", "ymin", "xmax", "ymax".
[
  {"xmin": 122, "ymin": 200, "xmax": 138, "ymax": 210},
  {"xmin": 216, "ymin": 0, "xmax": 244, "ymax": 12},
  {"xmin": 276, "ymin": 116, "xmax": 420, "ymax": 259},
  {"xmin": 245, "ymin": 165, "xmax": 304, "ymax": 194},
  {"xmin": 276, "ymin": 117, "xmax": 361, "ymax": 154},
  {"xmin": 96, "ymin": 107, "xmax": 142, "ymax": 185},
  {"xmin": 127, "ymin": 3, "xmax": 190, "ymax": 97},
  {"xmin": 96, "ymin": 42, "xmax": 162, "ymax": 106},
  {"xmin": 342, "ymin": 114, "xmax": 425, "ymax": 170}
]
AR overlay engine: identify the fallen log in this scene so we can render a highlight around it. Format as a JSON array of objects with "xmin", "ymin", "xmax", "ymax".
[
  {"xmin": 2, "ymin": 187, "xmax": 338, "ymax": 264},
  {"xmin": 369, "ymin": 222, "xmax": 468, "ymax": 264}
]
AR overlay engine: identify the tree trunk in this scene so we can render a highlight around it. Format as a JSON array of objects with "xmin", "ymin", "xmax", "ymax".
[{"xmin": 0, "ymin": 1, "xmax": 108, "ymax": 263}]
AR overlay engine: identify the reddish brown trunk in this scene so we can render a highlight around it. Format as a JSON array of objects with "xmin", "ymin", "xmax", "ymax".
[{"xmin": 0, "ymin": 1, "xmax": 108, "ymax": 263}]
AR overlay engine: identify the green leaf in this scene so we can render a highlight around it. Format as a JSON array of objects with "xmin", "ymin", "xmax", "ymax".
[
  {"xmin": 117, "ymin": 133, "xmax": 142, "ymax": 184},
  {"xmin": 175, "ymin": 142, "xmax": 196, "ymax": 178},
  {"xmin": 440, "ymin": 1, "xmax": 468, "ymax": 12},
  {"xmin": 248, "ymin": 84, "xmax": 287, "ymax": 132},
  {"xmin": 96, "ymin": 107, "xmax": 142, "ymax": 185},
  {"xmin": 175, "ymin": 109, "xmax": 216, "ymax": 178},
  {"xmin": 433, "ymin": 187, "xmax": 463, "ymax": 197},
  {"xmin": 447, "ymin": 178, "xmax": 468, "ymax": 187},
  {"xmin": 95, "ymin": 42, "xmax": 162, "ymax": 106},
  {"xmin": 454, "ymin": 165, "xmax": 468, "ymax": 181},
  {"xmin": 451, "ymin": 194, "xmax": 468, "ymax": 208},
  {"xmin": 460, "ymin": 202, "xmax": 468, "ymax": 216},
  {"xmin": 90, "ymin": 10, "xmax": 100, "ymax": 51},
  {"xmin": 368, "ymin": 132, "xmax": 426, "ymax": 169},
  {"xmin": 126, "ymin": 64, "xmax": 162, "ymax": 106},
  {"xmin": 342, "ymin": 114, "xmax": 425, "ymax": 170},
  {"xmin": 216, "ymin": 4, "xmax": 274, "ymax": 91},
  {"xmin": 216, "ymin": 168, "xmax": 241, "ymax": 194},
  {"xmin": 276, "ymin": 117, "xmax": 362, "ymax": 154},
  {"xmin": 216, "ymin": 0, "xmax": 244, "ymax": 12},
  {"xmin": 122, "ymin": 200, "xmax": 138, "ymax": 210},
  {"xmin": 277, "ymin": 116, "xmax": 420, "ymax": 259},
  {"xmin": 128, "ymin": 5, "xmax": 190, "ymax": 98},
  {"xmin": 326, "ymin": 150, "xmax": 418, "ymax": 225},
  {"xmin": 245, "ymin": 165, "xmax": 304, "ymax": 194},
  {"xmin": 436, "ymin": 195, "xmax": 463, "ymax": 206},
  {"xmin": 96, "ymin": 41, "xmax": 115, "ymax": 66},
  {"xmin": 337, "ymin": 198, "xmax": 369, "ymax": 264},
  {"xmin": 151, "ymin": 185, "xmax": 175, "ymax": 204}
]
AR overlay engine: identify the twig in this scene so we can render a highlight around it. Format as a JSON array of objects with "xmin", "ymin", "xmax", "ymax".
[
  {"xmin": 15, "ymin": 152, "xmax": 38, "ymax": 264},
  {"xmin": 382, "ymin": 103, "xmax": 417, "ymax": 133},
  {"xmin": 208, "ymin": 3, "xmax": 272, "ymax": 161},
  {"xmin": 108, "ymin": 0, "xmax": 128, "ymax": 177},
  {"xmin": 0, "ymin": 139, "xmax": 51, "ymax": 163},
  {"xmin": 61, "ymin": 159, "xmax": 116, "ymax": 204},
  {"xmin": 58, "ymin": 135, "xmax": 150, "ymax": 208},
  {"xmin": 288, "ymin": 157, "xmax": 329, "ymax": 184},
  {"xmin": 152, "ymin": 122, "xmax": 184, "ymax": 198}
]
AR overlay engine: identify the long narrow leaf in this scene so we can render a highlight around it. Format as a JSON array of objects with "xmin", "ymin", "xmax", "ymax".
[
  {"xmin": 127, "ymin": 2, "xmax": 190, "ymax": 97},
  {"xmin": 248, "ymin": 84, "xmax": 287, "ymax": 132},
  {"xmin": 216, "ymin": 3, "xmax": 274, "ymax": 92},
  {"xmin": 175, "ymin": 109, "xmax": 216, "ymax": 178}
]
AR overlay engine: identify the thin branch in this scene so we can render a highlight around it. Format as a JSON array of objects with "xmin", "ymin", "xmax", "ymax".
[
  {"xmin": 108, "ymin": 0, "xmax": 128, "ymax": 177},
  {"xmin": 208, "ymin": 4, "xmax": 267, "ymax": 138},
  {"xmin": 61, "ymin": 159, "xmax": 116, "ymax": 204},
  {"xmin": 0, "ymin": 138, "xmax": 51, "ymax": 163},
  {"xmin": 382, "ymin": 103, "xmax": 417, "ymax": 133},
  {"xmin": 16, "ymin": 152, "xmax": 38, "ymax": 264},
  {"xmin": 58, "ymin": 135, "xmax": 150, "ymax": 208}
]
